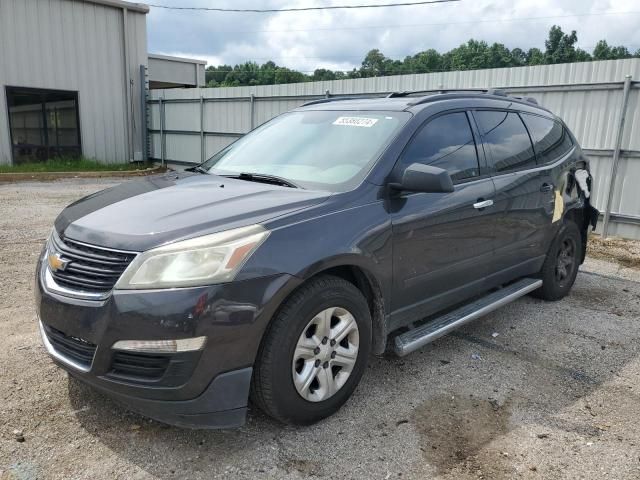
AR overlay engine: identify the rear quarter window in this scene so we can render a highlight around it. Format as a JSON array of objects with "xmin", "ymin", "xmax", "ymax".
[{"xmin": 521, "ymin": 113, "xmax": 574, "ymax": 165}]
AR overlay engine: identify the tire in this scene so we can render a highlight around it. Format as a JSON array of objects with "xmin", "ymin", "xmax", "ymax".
[
  {"xmin": 532, "ymin": 220, "xmax": 582, "ymax": 301},
  {"xmin": 251, "ymin": 275, "xmax": 372, "ymax": 425}
]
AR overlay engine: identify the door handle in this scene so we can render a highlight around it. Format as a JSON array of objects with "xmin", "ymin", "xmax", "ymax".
[
  {"xmin": 473, "ymin": 199, "xmax": 494, "ymax": 209},
  {"xmin": 540, "ymin": 183, "xmax": 554, "ymax": 193}
]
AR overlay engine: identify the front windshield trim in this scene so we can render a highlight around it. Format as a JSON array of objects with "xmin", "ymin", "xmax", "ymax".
[{"xmin": 200, "ymin": 110, "xmax": 411, "ymax": 193}]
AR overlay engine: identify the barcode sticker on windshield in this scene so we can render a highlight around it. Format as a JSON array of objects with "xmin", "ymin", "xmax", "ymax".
[{"xmin": 333, "ymin": 116, "xmax": 378, "ymax": 127}]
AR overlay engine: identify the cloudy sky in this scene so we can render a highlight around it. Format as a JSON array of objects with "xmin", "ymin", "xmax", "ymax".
[{"xmin": 147, "ymin": 0, "xmax": 640, "ymax": 72}]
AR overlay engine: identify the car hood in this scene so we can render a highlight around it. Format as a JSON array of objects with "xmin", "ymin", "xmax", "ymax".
[{"xmin": 55, "ymin": 173, "xmax": 331, "ymax": 251}]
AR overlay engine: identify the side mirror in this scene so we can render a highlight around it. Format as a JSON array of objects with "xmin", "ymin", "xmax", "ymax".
[{"xmin": 390, "ymin": 163, "xmax": 454, "ymax": 193}]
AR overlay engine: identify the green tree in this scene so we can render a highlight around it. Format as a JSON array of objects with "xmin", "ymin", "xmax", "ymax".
[
  {"xmin": 222, "ymin": 62, "xmax": 261, "ymax": 86},
  {"xmin": 200, "ymin": 25, "xmax": 638, "ymax": 88},
  {"xmin": 446, "ymin": 40, "xmax": 490, "ymax": 70},
  {"xmin": 405, "ymin": 49, "xmax": 443, "ymax": 73},
  {"xmin": 389, "ymin": 59, "xmax": 407, "ymax": 75},
  {"xmin": 593, "ymin": 40, "xmax": 612, "ymax": 60},
  {"xmin": 205, "ymin": 65, "xmax": 232, "ymax": 87},
  {"xmin": 575, "ymin": 48, "xmax": 592, "ymax": 62},
  {"xmin": 610, "ymin": 46, "xmax": 632, "ymax": 59},
  {"xmin": 488, "ymin": 42, "xmax": 517, "ymax": 68},
  {"xmin": 274, "ymin": 67, "xmax": 306, "ymax": 84},
  {"xmin": 360, "ymin": 49, "xmax": 390, "ymax": 76},
  {"xmin": 256, "ymin": 61, "xmax": 277, "ymax": 85},
  {"xmin": 593, "ymin": 40, "xmax": 632, "ymax": 60},
  {"xmin": 510, "ymin": 47, "xmax": 527, "ymax": 66},
  {"xmin": 544, "ymin": 25, "xmax": 578, "ymax": 64},
  {"xmin": 346, "ymin": 68, "xmax": 361, "ymax": 79},
  {"xmin": 526, "ymin": 48, "xmax": 545, "ymax": 65},
  {"xmin": 311, "ymin": 68, "xmax": 338, "ymax": 81}
]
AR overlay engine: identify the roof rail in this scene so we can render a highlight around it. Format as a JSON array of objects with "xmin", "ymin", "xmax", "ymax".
[
  {"xmin": 386, "ymin": 91, "xmax": 412, "ymax": 98},
  {"xmin": 405, "ymin": 88, "xmax": 541, "ymax": 107},
  {"xmin": 405, "ymin": 89, "xmax": 488, "ymax": 105},
  {"xmin": 510, "ymin": 95, "xmax": 539, "ymax": 105},
  {"xmin": 486, "ymin": 88, "xmax": 507, "ymax": 97},
  {"xmin": 390, "ymin": 88, "xmax": 489, "ymax": 101},
  {"xmin": 301, "ymin": 89, "xmax": 541, "ymax": 108},
  {"xmin": 301, "ymin": 96, "xmax": 375, "ymax": 107}
]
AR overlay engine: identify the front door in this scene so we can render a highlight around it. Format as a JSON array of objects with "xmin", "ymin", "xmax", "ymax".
[{"xmin": 388, "ymin": 111, "xmax": 497, "ymax": 330}]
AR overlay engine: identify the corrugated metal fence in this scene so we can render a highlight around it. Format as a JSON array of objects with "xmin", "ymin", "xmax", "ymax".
[{"xmin": 148, "ymin": 59, "xmax": 640, "ymax": 239}]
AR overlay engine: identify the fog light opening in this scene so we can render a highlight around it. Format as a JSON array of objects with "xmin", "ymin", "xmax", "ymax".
[{"xmin": 111, "ymin": 337, "xmax": 207, "ymax": 353}]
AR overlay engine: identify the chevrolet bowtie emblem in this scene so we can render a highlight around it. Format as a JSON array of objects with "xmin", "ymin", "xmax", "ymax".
[{"xmin": 48, "ymin": 252, "xmax": 70, "ymax": 272}]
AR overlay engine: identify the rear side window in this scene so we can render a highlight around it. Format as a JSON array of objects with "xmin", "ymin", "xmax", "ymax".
[
  {"xmin": 521, "ymin": 113, "xmax": 573, "ymax": 165},
  {"xmin": 474, "ymin": 110, "xmax": 536, "ymax": 174},
  {"xmin": 401, "ymin": 112, "xmax": 480, "ymax": 182}
]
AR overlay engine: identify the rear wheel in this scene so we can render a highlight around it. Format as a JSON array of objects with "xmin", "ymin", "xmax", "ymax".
[
  {"xmin": 251, "ymin": 275, "xmax": 371, "ymax": 425},
  {"xmin": 533, "ymin": 220, "xmax": 582, "ymax": 301}
]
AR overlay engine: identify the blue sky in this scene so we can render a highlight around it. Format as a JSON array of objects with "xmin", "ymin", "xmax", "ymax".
[{"xmin": 147, "ymin": 0, "xmax": 640, "ymax": 72}]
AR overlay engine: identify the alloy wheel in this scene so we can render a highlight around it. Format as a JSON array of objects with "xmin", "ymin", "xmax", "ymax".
[{"xmin": 555, "ymin": 237, "xmax": 576, "ymax": 285}]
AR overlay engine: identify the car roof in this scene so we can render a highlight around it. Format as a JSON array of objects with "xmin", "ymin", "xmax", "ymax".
[{"xmin": 295, "ymin": 90, "xmax": 553, "ymax": 116}]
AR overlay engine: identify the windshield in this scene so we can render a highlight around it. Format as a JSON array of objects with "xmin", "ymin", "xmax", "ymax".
[{"xmin": 201, "ymin": 110, "xmax": 411, "ymax": 191}]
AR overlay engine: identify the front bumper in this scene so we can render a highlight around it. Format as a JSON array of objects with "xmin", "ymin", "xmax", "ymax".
[{"xmin": 35, "ymin": 256, "xmax": 300, "ymax": 428}]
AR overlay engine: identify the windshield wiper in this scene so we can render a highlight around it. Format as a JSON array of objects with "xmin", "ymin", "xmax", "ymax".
[
  {"xmin": 185, "ymin": 165, "xmax": 210, "ymax": 174},
  {"xmin": 224, "ymin": 172, "xmax": 301, "ymax": 189}
]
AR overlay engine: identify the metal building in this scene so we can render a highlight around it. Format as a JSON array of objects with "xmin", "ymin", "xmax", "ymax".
[
  {"xmin": 148, "ymin": 54, "xmax": 206, "ymax": 89},
  {"xmin": 0, "ymin": 0, "xmax": 150, "ymax": 165}
]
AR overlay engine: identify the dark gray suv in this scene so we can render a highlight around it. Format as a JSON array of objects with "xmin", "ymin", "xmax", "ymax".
[{"xmin": 35, "ymin": 90, "xmax": 598, "ymax": 428}]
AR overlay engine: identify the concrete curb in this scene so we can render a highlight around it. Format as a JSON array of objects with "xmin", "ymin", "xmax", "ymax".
[{"xmin": 0, "ymin": 167, "xmax": 167, "ymax": 183}]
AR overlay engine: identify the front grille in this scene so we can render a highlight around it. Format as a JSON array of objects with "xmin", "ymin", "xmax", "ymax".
[
  {"xmin": 109, "ymin": 352, "xmax": 170, "ymax": 381},
  {"xmin": 50, "ymin": 234, "xmax": 136, "ymax": 293},
  {"xmin": 44, "ymin": 324, "xmax": 97, "ymax": 367}
]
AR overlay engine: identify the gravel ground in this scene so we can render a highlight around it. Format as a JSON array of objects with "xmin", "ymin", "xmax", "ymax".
[
  {"xmin": 588, "ymin": 235, "xmax": 640, "ymax": 270},
  {"xmin": 1, "ymin": 178, "xmax": 639, "ymax": 480}
]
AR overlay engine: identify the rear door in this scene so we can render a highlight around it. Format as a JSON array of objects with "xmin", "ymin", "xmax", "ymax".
[
  {"xmin": 389, "ymin": 111, "xmax": 497, "ymax": 328},
  {"xmin": 520, "ymin": 113, "xmax": 576, "ymax": 234},
  {"xmin": 472, "ymin": 109, "xmax": 553, "ymax": 281}
]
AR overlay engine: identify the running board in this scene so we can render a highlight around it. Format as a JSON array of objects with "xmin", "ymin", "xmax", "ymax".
[{"xmin": 393, "ymin": 278, "xmax": 542, "ymax": 357}]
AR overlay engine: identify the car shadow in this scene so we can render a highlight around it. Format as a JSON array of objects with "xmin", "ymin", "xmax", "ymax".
[{"xmin": 68, "ymin": 269, "xmax": 640, "ymax": 479}]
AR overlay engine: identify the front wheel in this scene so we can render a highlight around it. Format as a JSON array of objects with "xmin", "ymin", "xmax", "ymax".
[
  {"xmin": 533, "ymin": 220, "xmax": 582, "ymax": 301},
  {"xmin": 251, "ymin": 275, "xmax": 372, "ymax": 425}
]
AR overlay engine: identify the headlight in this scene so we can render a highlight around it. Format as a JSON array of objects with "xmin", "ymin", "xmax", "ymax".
[{"xmin": 115, "ymin": 225, "xmax": 269, "ymax": 289}]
